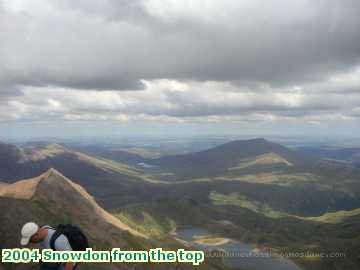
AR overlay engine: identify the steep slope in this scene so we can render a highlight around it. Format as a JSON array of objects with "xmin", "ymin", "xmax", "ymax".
[
  {"xmin": 150, "ymin": 138, "xmax": 311, "ymax": 179},
  {"xmin": 0, "ymin": 169, "xmax": 225, "ymax": 270},
  {"xmin": 0, "ymin": 169, "xmax": 145, "ymax": 246},
  {"xmin": 0, "ymin": 169, "xmax": 144, "ymax": 270}
]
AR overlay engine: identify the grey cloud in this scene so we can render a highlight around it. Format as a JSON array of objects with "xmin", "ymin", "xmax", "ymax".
[
  {"xmin": 1, "ymin": 0, "xmax": 360, "ymax": 127},
  {"xmin": 159, "ymin": 89, "xmax": 339, "ymax": 118},
  {"xmin": 0, "ymin": 83, "xmax": 23, "ymax": 104},
  {"xmin": 53, "ymin": 0, "xmax": 149, "ymax": 22},
  {"xmin": 0, "ymin": 0, "xmax": 360, "ymax": 91},
  {"xmin": 2, "ymin": 82, "xmax": 360, "ymax": 123},
  {"xmin": 2, "ymin": 73, "xmax": 145, "ymax": 91}
]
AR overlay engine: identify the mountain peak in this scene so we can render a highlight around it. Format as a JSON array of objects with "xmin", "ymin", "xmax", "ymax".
[
  {"xmin": 249, "ymin": 138, "xmax": 267, "ymax": 142},
  {"xmin": 150, "ymin": 138, "xmax": 310, "ymax": 179},
  {"xmin": 0, "ymin": 168, "xmax": 65, "ymax": 199},
  {"xmin": 225, "ymin": 138, "xmax": 270, "ymax": 146},
  {"xmin": 44, "ymin": 167, "xmax": 63, "ymax": 178},
  {"xmin": 224, "ymin": 138, "xmax": 267, "ymax": 146},
  {"xmin": 0, "ymin": 169, "xmax": 145, "ymax": 238}
]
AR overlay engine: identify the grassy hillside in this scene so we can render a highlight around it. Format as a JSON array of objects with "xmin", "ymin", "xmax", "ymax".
[
  {"xmin": 210, "ymin": 191, "xmax": 285, "ymax": 218},
  {"xmin": 302, "ymin": 208, "xmax": 360, "ymax": 224},
  {"xmin": 0, "ymin": 143, "xmax": 149, "ymax": 183},
  {"xmin": 113, "ymin": 197, "xmax": 360, "ymax": 270},
  {"xmin": 72, "ymin": 145, "xmax": 149, "ymax": 165},
  {"xmin": 227, "ymin": 152, "xmax": 293, "ymax": 171},
  {"xmin": 149, "ymin": 138, "xmax": 310, "ymax": 179},
  {"xmin": 145, "ymin": 139, "xmax": 360, "ymax": 214},
  {"xmin": 113, "ymin": 204, "xmax": 177, "ymax": 239},
  {"xmin": 210, "ymin": 191, "xmax": 360, "ymax": 224}
]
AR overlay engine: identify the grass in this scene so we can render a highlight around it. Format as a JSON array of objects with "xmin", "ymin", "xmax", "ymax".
[
  {"xmin": 210, "ymin": 191, "xmax": 285, "ymax": 218},
  {"xmin": 77, "ymin": 153, "xmax": 171, "ymax": 183},
  {"xmin": 213, "ymin": 172, "xmax": 320, "ymax": 186},
  {"xmin": 112, "ymin": 205, "xmax": 177, "ymax": 239},
  {"xmin": 301, "ymin": 208, "xmax": 360, "ymax": 223},
  {"xmin": 228, "ymin": 153, "xmax": 292, "ymax": 171},
  {"xmin": 120, "ymin": 147, "xmax": 162, "ymax": 159},
  {"xmin": 210, "ymin": 191, "xmax": 360, "ymax": 224}
]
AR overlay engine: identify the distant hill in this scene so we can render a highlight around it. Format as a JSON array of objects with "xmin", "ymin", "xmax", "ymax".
[
  {"xmin": 0, "ymin": 142, "xmax": 150, "ymax": 186},
  {"xmin": 149, "ymin": 138, "xmax": 312, "ymax": 179},
  {"xmin": 72, "ymin": 145, "xmax": 148, "ymax": 165},
  {"xmin": 0, "ymin": 142, "xmax": 106, "ymax": 182},
  {"xmin": 298, "ymin": 146, "xmax": 360, "ymax": 166},
  {"xmin": 0, "ymin": 142, "xmax": 165, "ymax": 207}
]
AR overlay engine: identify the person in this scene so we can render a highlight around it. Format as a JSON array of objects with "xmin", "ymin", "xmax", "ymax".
[{"xmin": 20, "ymin": 222, "xmax": 76, "ymax": 270}]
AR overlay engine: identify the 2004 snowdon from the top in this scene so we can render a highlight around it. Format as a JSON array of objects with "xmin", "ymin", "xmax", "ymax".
[{"xmin": 1, "ymin": 248, "xmax": 205, "ymax": 266}]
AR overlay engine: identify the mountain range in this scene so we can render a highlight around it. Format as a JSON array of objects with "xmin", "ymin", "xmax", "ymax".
[
  {"xmin": 1, "ymin": 138, "xmax": 360, "ymax": 269},
  {"xmin": 1, "ymin": 139, "xmax": 360, "ymax": 214}
]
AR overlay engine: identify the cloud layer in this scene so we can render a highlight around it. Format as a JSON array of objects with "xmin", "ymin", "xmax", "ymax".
[{"xmin": 0, "ymin": 0, "xmax": 360, "ymax": 130}]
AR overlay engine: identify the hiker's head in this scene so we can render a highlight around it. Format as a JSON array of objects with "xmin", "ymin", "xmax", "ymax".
[{"xmin": 20, "ymin": 222, "xmax": 46, "ymax": 245}]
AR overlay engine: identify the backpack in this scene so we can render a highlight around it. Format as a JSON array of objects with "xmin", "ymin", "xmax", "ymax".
[{"xmin": 50, "ymin": 224, "xmax": 89, "ymax": 251}]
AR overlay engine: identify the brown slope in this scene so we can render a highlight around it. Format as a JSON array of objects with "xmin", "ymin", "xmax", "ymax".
[
  {"xmin": 0, "ymin": 169, "xmax": 148, "ymax": 270},
  {"xmin": 39, "ymin": 169, "xmax": 145, "ymax": 238},
  {"xmin": 1, "ymin": 168, "xmax": 145, "ymax": 240}
]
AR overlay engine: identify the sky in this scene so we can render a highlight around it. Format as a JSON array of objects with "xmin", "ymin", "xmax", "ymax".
[{"xmin": 0, "ymin": 0, "xmax": 360, "ymax": 139}]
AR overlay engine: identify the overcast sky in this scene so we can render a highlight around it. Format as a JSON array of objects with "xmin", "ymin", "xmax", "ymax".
[{"xmin": 1, "ymin": 0, "xmax": 360, "ymax": 139}]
